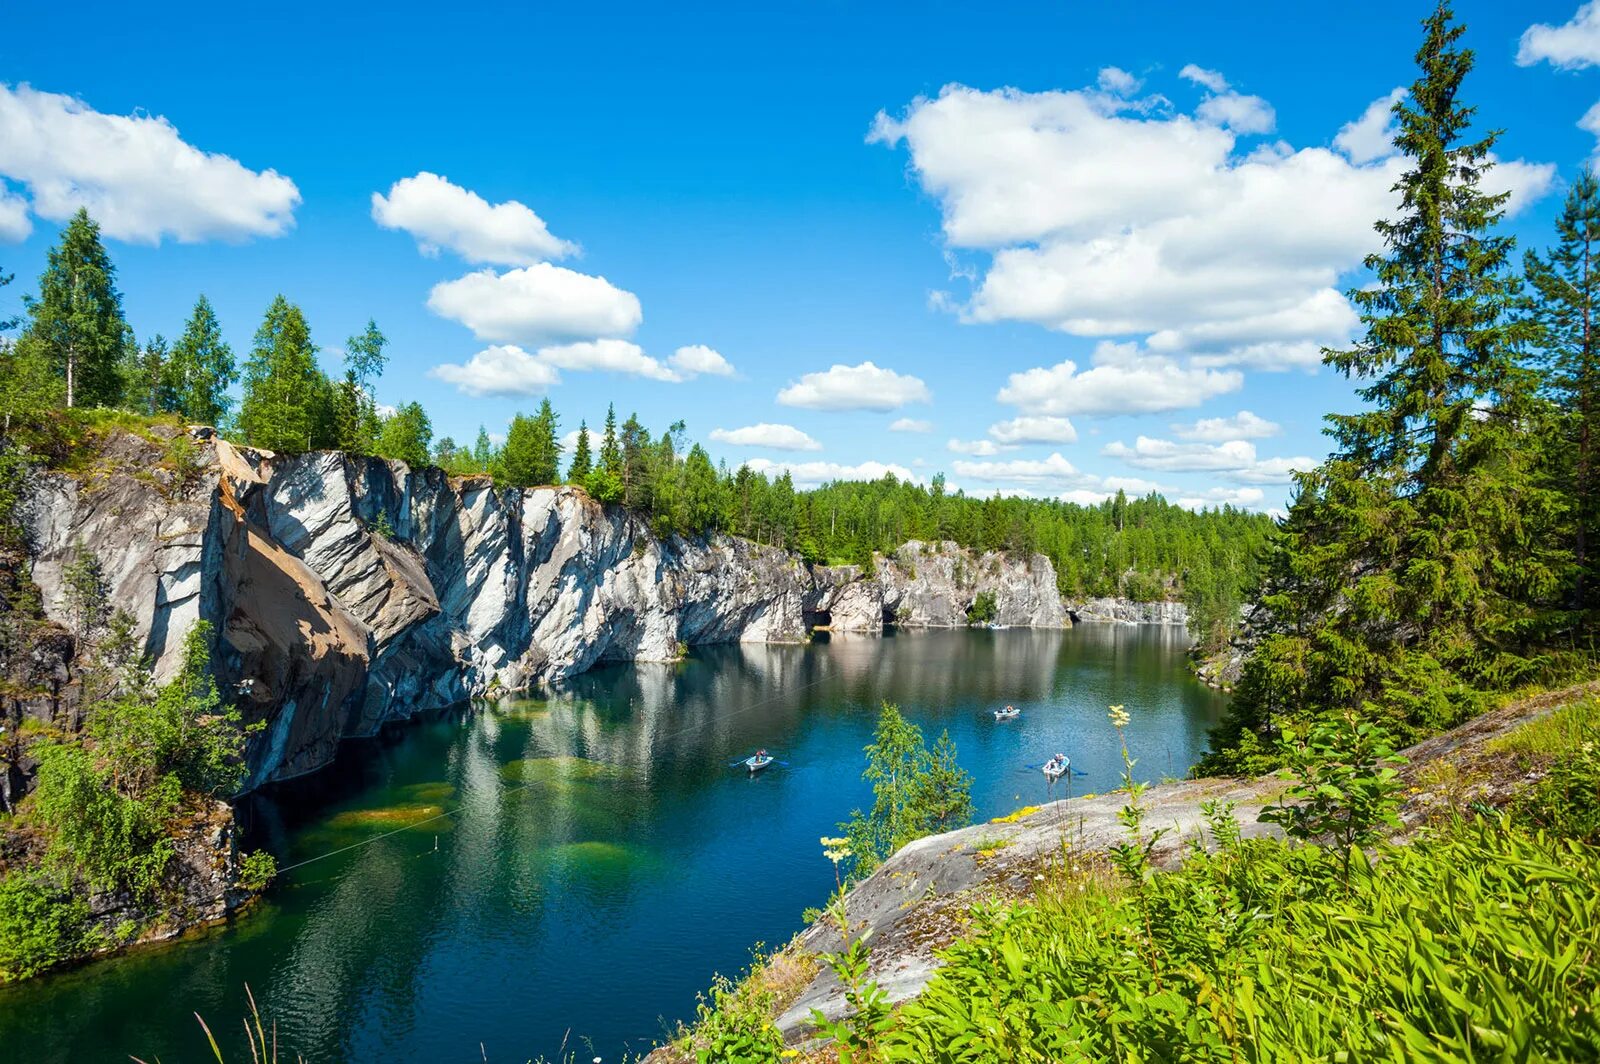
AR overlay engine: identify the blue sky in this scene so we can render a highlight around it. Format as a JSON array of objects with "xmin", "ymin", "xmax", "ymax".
[{"xmin": 4, "ymin": 1, "xmax": 1600, "ymax": 512}]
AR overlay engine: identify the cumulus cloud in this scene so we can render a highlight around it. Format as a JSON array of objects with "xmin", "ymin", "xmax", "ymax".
[
  {"xmin": 0, "ymin": 83, "xmax": 299, "ymax": 243},
  {"xmin": 996, "ymin": 342, "xmax": 1241, "ymax": 416},
  {"xmin": 1335, "ymin": 88, "xmax": 1407, "ymax": 164},
  {"xmin": 428, "ymin": 345, "xmax": 561, "ymax": 398},
  {"xmin": 427, "ymin": 264, "xmax": 642, "ymax": 344},
  {"xmin": 669, "ymin": 344, "xmax": 735, "ymax": 377},
  {"xmin": 371, "ymin": 172, "xmax": 575, "ymax": 265},
  {"xmin": 741, "ymin": 457, "xmax": 918, "ymax": 489},
  {"xmin": 709, "ymin": 423, "xmax": 822, "ymax": 451},
  {"xmin": 947, "ymin": 438, "xmax": 1012, "ymax": 456},
  {"xmin": 869, "ymin": 76, "xmax": 1553, "ymax": 374},
  {"xmin": 536, "ymin": 338, "xmax": 678, "ymax": 381},
  {"xmin": 952, "ymin": 452, "xmax": 1089, "ymax": 486},
  {"xmin": 1175, "ymin": 486, "xmax": 1267, "ymax": 511},
  {"xmin": 1171, "ymin": 410, "xmax": 1280, "ymax": 441},
  {"xmin": 1519, "ymin": 3, "xmax": 1600, "ymax": 68},
  {"xmin": 1101, "ymin": 434, "xmax": 1315, "ymax": 483},
  {"xmin": 889, "ymin": 417, "xmax": 933, "ymax": 433},
  {"xmin": 0, "ymin": 186, "xmax": 28, "ymax": 242},
  {"xmin": 1097, "ymin": 66, "xmax": 1142, "ymax": 95},
  {"xmin": 777, "ymin": 361, "xmax": 931, "ymax": 411},
  {"xmin": 987, "ymin": 415, "xmax": 1078, "ymax": 444}
]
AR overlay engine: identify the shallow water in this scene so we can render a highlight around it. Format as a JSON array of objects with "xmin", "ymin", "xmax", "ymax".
[{"xmin": 0, "ymin": 625, "xmax": 1223, "ymax": 1063}]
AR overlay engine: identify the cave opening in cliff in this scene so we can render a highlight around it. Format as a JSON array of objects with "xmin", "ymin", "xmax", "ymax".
[
  {"xmin": 804, "ymin": 608, "xmax": 832, "ymax": 631},
  {"xmin": 882, "ymin": 605, "xmax": 898, "ymax": 629}
]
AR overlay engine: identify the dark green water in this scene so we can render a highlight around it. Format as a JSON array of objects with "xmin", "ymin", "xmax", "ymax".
[{"xmin": 0, "ymin": 626, "xmax": 1223, "ymax": 1063}]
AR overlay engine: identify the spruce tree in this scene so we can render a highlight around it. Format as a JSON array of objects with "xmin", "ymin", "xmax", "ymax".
[
  {"xmin": 1229, "ymin": 3, "xmax": 1562, "ymax": 750},
  {"xmin": 1525, "ymin": 167, "xmax": 1600, "ymax": 635},
  {"xmin": 21, "ymin": 210, "xmax": 130, "ymax": 408},
  {"xmin": 238, "ymin": 296, "xmax": 323, "ymax": 453},
  {"xmin": 568, "ymin": 421, "xmax": 593, "ymax": 484},
  {"xmin": 531, "ymin": 398, "xmax": 562, "ymax": 485},
  {"xmin": 165, "ymin": 296, "xmax": 236, "ymax": 427},
  {"xmin": 128, "ymin": 334, "xmax": 172, "ymax": 417},
  {"xmin": 472, "ymin": 425, "xmax": 494, "ymax": 472}
]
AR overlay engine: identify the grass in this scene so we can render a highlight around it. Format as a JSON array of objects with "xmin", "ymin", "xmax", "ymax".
[{"xmin": 1489, "ymin": 695, "xmax": 1600, "ymax": 762}]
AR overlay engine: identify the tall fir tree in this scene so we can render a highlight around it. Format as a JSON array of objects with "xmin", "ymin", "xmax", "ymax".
[
  {"xmin": 1525, "ymin": 167, "xmax": 1600, "ymax": 637},
  {"xmin": 567, "ymin": 421, "xmax": 593, "ymax": 484},
  {"xmin": 165, "ymin": 295, "xmax": 236, "ymax": 427},
  {"xmin": 127, "ymin": 334, "xmax": 172, "ymax": 416},
  {"xmin": 238, "ymin": 296, "xmax": 324, "ymax": 453},
  {"xmin": 1214, "ymin": 3, "xmax": 1564, "ymax": 765},
  {"xmin": 21, "ymin": 209, "xmax": 130, "ymax": 408}
]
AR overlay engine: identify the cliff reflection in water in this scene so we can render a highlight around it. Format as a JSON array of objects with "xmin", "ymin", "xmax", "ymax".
[{"xmin": 0, "ymin": 626, "xmax": 1222, "ymax": 1064}]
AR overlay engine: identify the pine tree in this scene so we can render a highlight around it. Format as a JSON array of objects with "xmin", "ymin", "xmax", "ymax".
[
  {"xmin": 126, "ymin": 334, "xmax": 172, "ymax": 416},
  {"xmin": 532, "ymin": 398, "xmax": 562, "ymax": 485},
  {"xmin": 238, "ymin": 296, "xmax": 324, "ymax": 453},
  {"xmin": 21, "ymin": 210, "xmax": 130, "ymax": 408},
  {"xmin": 498, "ymin": 408, "xmax": 560, "ymax": 488},
  {"xmin": 1526, "ymin": 167, "xmax": 1600, "ymax": 634},
  {"xmin": 165, "ymin": 296, "xmax": 236, "ymax": 427},
  {"xmin": 568, "ymin": 421, "xmax": 593, "ymax": 484}
]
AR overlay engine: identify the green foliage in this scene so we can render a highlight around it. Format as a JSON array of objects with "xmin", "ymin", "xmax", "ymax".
[
  {"xmin": 877, "ymin": 822, "xmax": 1600, "ymax": 1062},
  {"xmin": 566, "ymin": 421, "xmax": 593, "ymax": 484},
  {"xmin": 238, "ymin": 850, "xmax": 277, "ymax": 893},
  {"xmin": 965, "ymin": 590, "xmax": 997, "ymax": 624},
  {"xmin": 1258, "ymin": 716, "xmax": 1407, "ymax": 866},
  {"xmin": 497, "ymin": 400, "xmax": 562, "ymax": 488},
  {"xmin": 237, "ymin": 295, "xmax": 325, "ymax": 452},
  {"xmin": 20, "ymin": 208, "xmax": 131, "ymax": 409},
  {"xmin": 0, "ymin": 871, "xmax": 94, "ymax": 983},
  {"xmin": 371, "ymin": 510, "xmax": 395, "ymax": 539},
  {"xmin": 841, "ymin": 703, "xmax": 973, "ymax": 879},
  {"xmin": 810, "ymin": 936, "xmax": 893, "ymax": 1063},
  {"xmin": 375, "ymin": 400, "xmax": 432, "ymax": 468},
  {"xmin": 678, "ymin": 946, "xmax": 805, "ymax": 1064},
  {"xmin": 164, "ymin": 295, "xmax": 236, "ymax": 427},
  {"xmin": 31, "ymin": 740, "xmax": 179, "ymax": 898}
]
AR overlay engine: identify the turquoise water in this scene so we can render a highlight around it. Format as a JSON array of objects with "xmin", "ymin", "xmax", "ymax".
[{"xmin": 0, "ymin": 625, "xmax": 1223, "ymax": 1063}]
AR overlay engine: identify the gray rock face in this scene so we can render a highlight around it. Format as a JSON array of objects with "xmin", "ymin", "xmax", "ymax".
[
  {"xmin": 25, "ymin": 436, "xmax": 1066, "ymax": 789},
  {"xmin": 1068, "ymin": 596, "xmax": 1190, "ymax": 627}
]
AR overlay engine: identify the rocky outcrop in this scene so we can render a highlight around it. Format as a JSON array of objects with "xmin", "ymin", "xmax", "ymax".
[
  {"xmin": 23, "ymin": 433, "xmax": 1064, "ymax": 789},
  {"xmin": 1068, "ymin": 596, "xmax": 1189, "ymax": 627}
]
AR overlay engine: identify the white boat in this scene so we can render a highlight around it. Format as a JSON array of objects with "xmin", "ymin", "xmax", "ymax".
[
  {"xmin": 994, "ymin": 705, "xmax": 1020, "ymax": 722},
  {"xmin": 744, "ymin": 752, "xmax": 775, "ymax": 773},
  {"xmin": 1042, "ymin": 755, "xmax": 1069, "ymax": 781}
]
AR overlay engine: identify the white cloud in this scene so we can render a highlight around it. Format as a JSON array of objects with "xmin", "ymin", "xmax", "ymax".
[
  {"xmin": 1102, "ymin": 436, "xmax": 1259, "ymax": 472},
  {"xmin": 427, "ymin": 264, "xmax": 642, "ymax": 344},
  {"xmin": 1196, "ymin": 92, "xmax": 1275, "ymax": 135},
  {"xmin": 371, "ymin": 171, "xmax": 575, "ymax": 265},
  {"xmin": 1335, "ymin": 88, "xmax": 1406, "ymax": 165},
  {"xmin": 996, "ymin": 342, "xmax": 1242, "ymax": 416},
  {"xmin": 1097, "ymin": 66, "xmax": 1142, "ymax": 95},
  {"xmin": 1175, "ymin": 486, "xmax": 1267, "ymax": 511},
  {"xmin": 1060, "ymin": 488, "xmax": 1115, "ymax": 506},
  {"xmin": 0, "ymin": 83, "xmax": 299, "ymax": 244},
  {"xmin": 669, "ymin": 344, "xmax": 735, "ymax": 377},
  {"xmin": 1519, "ymin": 3, "xmax": 1600, "ymax": 68},
  {"xmin": 741, "ymin": 458, "xmax": 917, "ymax": 489},
  {"xmin": 0, "ymin": 186, "xmax": 28, "ymax": 242},
  {"xmin": 428, "ymin": 345, "xmax": 561, "ymax": 398},
  {"xmin": 536, "ymin": 338, "xmax": 678, "ymax": 381},
  {"xmin": 1102, "ymin": 434, "xmax": 1315, "ymax": 484},
  {"xmin": 987, "ymin": 415, "xmax": 1078, "ymax": 444},
  {"xmin": 889, "ymin": 417, "xmax": 933, "ymax": 433},
  {"xmin": 870, "ymin": 78, "xmax": 1553, "ymax": 377},
  {"xmin": 1178, "ymin": 65, "xmax": 1231, "ymax": 93},
  {"xmin": 776, "ymin": 361, "xmax": 931, "ymax": 411},
  {"xmin": 710, "ymin": 423, "xmax": 822, "ymax": 451},
  {"xmin": 1171, "ymin": 410, "xmax": 1280, "ymax": 441},
  {"xmin": 952, "ymin": 452, "xmax": 1089, "ymax": 486},
  {"xmin": 947, "ymin": 438, "xmax": 1012, "ymax": 456}
]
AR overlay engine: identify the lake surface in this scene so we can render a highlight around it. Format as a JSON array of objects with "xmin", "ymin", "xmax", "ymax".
[{"xmin": 0, "ymin": 625, "xmax": 1223, "ymax": 1063}]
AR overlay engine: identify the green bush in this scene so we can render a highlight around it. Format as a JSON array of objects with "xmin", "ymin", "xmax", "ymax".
[
  {"xmin": 0, "ymin": 870, "xmax": 95, "ymax": 982},
  {"xmin": 840, "ymin": 703, "xmax": 973, "ymax": 879},
  {"xmin": 879, "ymin": 822, "xmax": 1600, "ymax": 1062},
  {"xmin": 238, "ymin": 850, "xmax": 277, "ymax": 893}
]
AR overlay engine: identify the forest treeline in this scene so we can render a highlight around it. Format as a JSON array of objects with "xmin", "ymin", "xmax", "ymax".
[{"xmin": 0, "ymin": 221, "xmax": 1272, "ymax": 641}]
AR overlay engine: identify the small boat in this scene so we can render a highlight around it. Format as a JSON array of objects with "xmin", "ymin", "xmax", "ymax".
[
  {"xmin": 993, "ymin": 705, "xmax": 1020, "ymax": 722},
  {"xmin": 744, "ymin": 749, "xmax": 775, "ymax": 773},
  {"xmin": 1042, "ymin": 754, "xmax": 1070, "ymax": 781}
]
